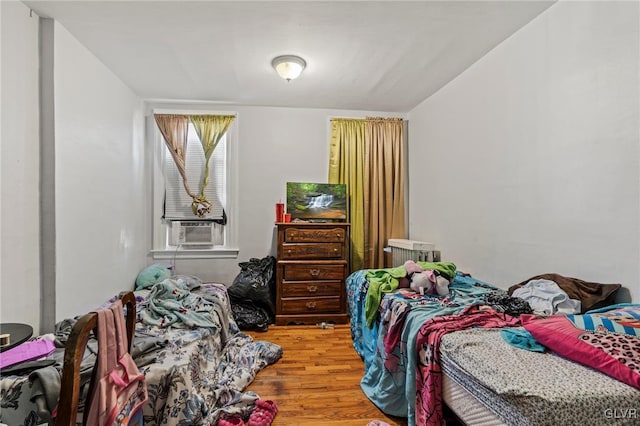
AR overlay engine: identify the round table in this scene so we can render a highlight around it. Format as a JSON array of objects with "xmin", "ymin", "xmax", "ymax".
[{"xmin": 0, "ymin": 323, "xmax": 33, "ymax": 352}]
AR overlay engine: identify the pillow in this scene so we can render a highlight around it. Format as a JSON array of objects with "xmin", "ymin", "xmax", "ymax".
[
  {"xmin": 509, "ymin": 273, "xmax": 621, "ymax": 313},
  {"xmin": 174, "ymin": 275, "xmax": 202, "ymax": 291},
  {"xmin": 135, "ymin": 263, "xmax": 172, "ymax": 290},
  {"xmin": 523, "ymin": 305, "xmax": 640, "ymax": 389}
]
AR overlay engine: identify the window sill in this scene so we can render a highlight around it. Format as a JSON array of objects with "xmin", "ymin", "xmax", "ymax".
[{"xmin": 151, "ymin": 247, "xmax": 239, "ymax": 260}]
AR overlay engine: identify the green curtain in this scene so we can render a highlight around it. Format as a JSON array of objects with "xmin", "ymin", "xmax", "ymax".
[
  {"xmin": 329, "ymin": 119, "xmax": 366, "ymax": 272},
  {"xmin": 190, "ymin": 115, "xmax": 236, "ymax": 214}
]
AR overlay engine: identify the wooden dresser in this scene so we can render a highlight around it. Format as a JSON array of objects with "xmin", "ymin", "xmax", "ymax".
[{"xmin": 275, "ymin": 222, "xmax": 350, "ymax": 325}]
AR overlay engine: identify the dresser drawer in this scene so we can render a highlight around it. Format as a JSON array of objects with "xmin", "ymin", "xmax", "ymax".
[
  {"xmin": 283, "ymin": 264, "xmax": 345, "ymax": 281},
  {"xmin": 280, "ymin": 281, "xmax": 343, "ymax": 298},
  {"xmin": 281, "ymin": 243, "xmax": 343, "ymax": 259},
  {"xmin": 284, "ymin": 227, "xmax": 346, "ymax": 243},
  {"xmin": 280, "ymin": 297, "xmax": 342, "ymax": 314}
]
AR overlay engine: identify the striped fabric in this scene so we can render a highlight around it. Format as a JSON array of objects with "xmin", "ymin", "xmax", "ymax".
[{"xmin": 566, "ymin": 305, "xmax": 640, "ymax": 337}]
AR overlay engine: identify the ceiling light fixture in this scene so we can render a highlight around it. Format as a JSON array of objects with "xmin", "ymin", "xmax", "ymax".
[{"xmin": 272, "ymin": 55, "xmax": 306, "ymax": 81}]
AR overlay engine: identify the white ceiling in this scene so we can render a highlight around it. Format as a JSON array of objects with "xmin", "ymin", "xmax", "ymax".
[{"xmin": 24, "ymin": 0, "xmax": 555, "ymax": 112}]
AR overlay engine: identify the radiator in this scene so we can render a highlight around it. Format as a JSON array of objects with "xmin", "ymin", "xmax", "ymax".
[{"xmin": 388, "ymin": 239, "xmax": 440, "ymax": 266}]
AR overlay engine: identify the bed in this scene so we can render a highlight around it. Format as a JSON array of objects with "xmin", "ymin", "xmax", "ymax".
[
  {"xmin": 347, "ymin": 266, "xmax": 640, "ymax": 426},
  {"xmin": 0, "ymin": 279, "xmax": 282, "ymax": 426}
]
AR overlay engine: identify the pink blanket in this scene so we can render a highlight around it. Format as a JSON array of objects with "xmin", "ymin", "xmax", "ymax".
[{"xmin": 415, "ymin": 305, "xmax": 520, "ymax": 425}]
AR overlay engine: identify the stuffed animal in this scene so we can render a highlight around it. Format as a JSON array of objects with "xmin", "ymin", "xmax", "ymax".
[
  {"xmin": 404, "ymin": 260, "xmax": 450, "ymax": 296},
  {"xmin": 404, "ymin": 260, "xmax": 423, "ymax": 274},
  {"xmin": 399, "ymin": 259, "xmax": 422, "ymax": 288},
  {"xmin": 435, "ymin": 274, "xmax": 450, "ymax": 296},
  {"xmin": 410, "ymin": 270, "xmax": 436, "ymax": 295}
]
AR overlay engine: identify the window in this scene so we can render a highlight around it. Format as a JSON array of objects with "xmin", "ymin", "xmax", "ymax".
[
  {"xmin": 150, "ymin": 110, "xmax": 239, "ymax": 259},
  {"xmin": 163, "ymin": 123, "xmax": 227, "ymax": 222}
]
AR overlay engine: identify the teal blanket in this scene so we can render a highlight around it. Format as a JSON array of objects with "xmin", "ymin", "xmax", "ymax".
[
  {"xmin": 356, "ymin": 272, "xmax": 501, "ymax": 424},
  {"xmin": 141, "ymin": 279, "xmax": 221, "ymax": 328}
]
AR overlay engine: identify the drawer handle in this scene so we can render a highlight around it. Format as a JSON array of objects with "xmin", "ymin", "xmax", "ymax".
[
  {"xmin": 309, "ymin": 268, "xmax": 321, "ymax": 277},
  {"xmin": 287, "ymin": 249, "xmax": 292, "ymax": 255},
  {"xmin": 333, "ymin": 248, "xmax": 339, "ymax": 253},
  {"xmin": 307, "ymin": 285, "xmax": 318, "ymax": 293},
  {"xmin": 305, "ymin": 301, "xmax": 317, "ymax": 309}
]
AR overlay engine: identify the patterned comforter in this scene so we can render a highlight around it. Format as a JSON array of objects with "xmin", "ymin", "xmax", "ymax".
[{"xmin": 0, "ymin": 282, "xmax": 282, "ymax": 426}]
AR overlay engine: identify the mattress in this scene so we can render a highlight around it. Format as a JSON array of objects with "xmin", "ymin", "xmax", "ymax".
[
  {"xmin": 442, "ymin": 372, "xmax": 506, "ymax": 426},
  {"xmin": 441, "ymin": 352, "xmax": 527, "ymax": 425},
  {"xmin": 439, "ymin": 328, "xmax": 640, "ymax": 426}
]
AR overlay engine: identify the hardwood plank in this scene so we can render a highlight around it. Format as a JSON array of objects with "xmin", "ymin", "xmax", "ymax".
[{"xmin": 246, "ymin": 324, "xmax": 407, "ymax": 425}]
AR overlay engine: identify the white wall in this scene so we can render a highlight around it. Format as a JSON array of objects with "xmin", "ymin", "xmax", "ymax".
[
  {"xmin": 149, "ymin": 103, "xmax": 403, "ymax": 285},
  {"xmin": 54, "ymin": 23, "xmax": 150, "ymax": 321},
  {"xmin": 0, "ymin": 1, "xmax": 41, "ymax": 327},
  {"xmin": 408, "ymin": 1, "xmax": 639, "ymax": 302}
]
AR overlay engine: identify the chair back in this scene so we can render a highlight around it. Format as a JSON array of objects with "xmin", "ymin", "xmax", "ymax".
[{"xmin": 55, "ymin": 292, "xmax": 136, "ymax": 426}]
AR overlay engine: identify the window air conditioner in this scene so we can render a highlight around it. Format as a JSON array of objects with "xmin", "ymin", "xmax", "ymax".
[{"xmin": 170, "ymin": 221, "xmax": 216, "ymax": 246}]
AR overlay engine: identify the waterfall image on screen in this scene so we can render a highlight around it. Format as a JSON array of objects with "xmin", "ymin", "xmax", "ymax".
[
  {"xmin": 286, "ymin": 182, "xmax": 347, "ymax": 221},
  {"xmin": 307, "ymin": 194, "xmax": 333, "ymax": 208}
]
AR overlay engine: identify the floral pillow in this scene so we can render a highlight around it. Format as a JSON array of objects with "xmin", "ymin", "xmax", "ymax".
[{"xmin": 523, "ymin": 304, "xmax": 640, "ymax": 389}]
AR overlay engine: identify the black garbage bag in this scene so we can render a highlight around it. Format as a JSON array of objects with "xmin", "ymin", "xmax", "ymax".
[
  {"xmin": 230, "ymin": 301, "xmax": 270, "ymax": 332},
  {"xmin": 228, "ymin": 256, "xmax": 276, "ymax": 324}
]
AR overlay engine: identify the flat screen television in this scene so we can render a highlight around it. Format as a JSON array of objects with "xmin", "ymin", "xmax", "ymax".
[{"xmin": 286, "ymin": 182, "xmax": 348, "ymax": 222}]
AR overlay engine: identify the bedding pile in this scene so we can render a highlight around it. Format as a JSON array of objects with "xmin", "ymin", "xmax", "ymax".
[
  {"xmin": 348, "ymin": 269, "xmax": 507, "ymax": 424},
  {"xmin": 0, "ymin": 281, "xmax": 282, "ymax": 426},
  {"xmin": 132, "ymin": 281, "xmax": 283, "ymax": 425},
  {"xmin": 348, "ymin": 265, "xmax": 639, "ymax": 426},
  {"xmin": 509, "ymin": 273, "xmax": 622, "ymax": 313}
]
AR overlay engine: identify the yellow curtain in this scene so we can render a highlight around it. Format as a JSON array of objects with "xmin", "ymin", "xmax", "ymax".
[
  {"xmin": 329, "ymin": 119, "xmax": 366, "ymax": 272},
  {"xmin": 364, "ymin": 117, "xmax": 406, "ymax": 269},
  {"xmin": 189, "ymin": 115, "xmax": 235, "ymax": 215}
]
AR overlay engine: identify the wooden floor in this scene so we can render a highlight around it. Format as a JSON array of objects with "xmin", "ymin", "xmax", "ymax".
[{"xmin": 246, "ymin": 324, "xmax": 408, "ymax": 426}]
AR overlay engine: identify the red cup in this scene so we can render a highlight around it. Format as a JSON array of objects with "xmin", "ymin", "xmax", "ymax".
[
  {"xmin": 283, "ymin": 213, "xmax": 292, "ymax": 223},
  {"xmin": 275, "ymin": 203, "xmax": 284, "ymax": 223}
]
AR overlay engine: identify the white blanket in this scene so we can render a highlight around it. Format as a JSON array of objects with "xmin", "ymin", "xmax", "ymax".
[{"xmin": 512, "ymin": 279, "xmax": 581, "ymax": 315}]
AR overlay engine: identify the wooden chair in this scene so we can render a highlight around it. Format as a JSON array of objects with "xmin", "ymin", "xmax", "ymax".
[{"xmin": 55, "ymin": 291, "xmax": 136, "ymax": 426}]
